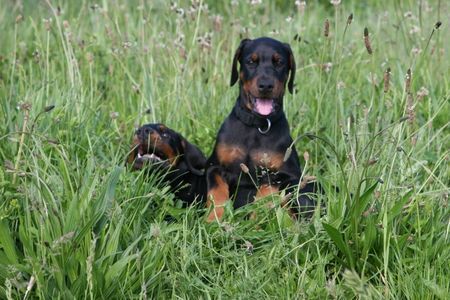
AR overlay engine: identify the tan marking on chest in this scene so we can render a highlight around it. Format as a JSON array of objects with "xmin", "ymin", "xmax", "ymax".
[
  {"xmin": 250, "ymin": 150, "xmax": 284, "ymax": 171},
  {"xmin": 216, "ymin": 143, "xmax": 246, "ymax": 165}
]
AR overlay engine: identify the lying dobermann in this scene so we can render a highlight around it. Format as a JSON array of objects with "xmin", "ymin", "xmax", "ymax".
[
  {"xmin": 128, "ymin": 123, "xmax": 207, "ymax": 205},
  {"xmin": 206, "ymin": 37, "xmax": 318, "ymax": 222}
]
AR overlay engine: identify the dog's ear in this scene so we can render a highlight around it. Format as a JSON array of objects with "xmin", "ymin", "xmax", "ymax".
[
  {"xmin": 230, "ymin": 38, "xmax": 251, "ymax": 87},
  {"xmin": 284, "ymin": 43, "xmax": 296, "ymax": 94},
  {"xmin": 181, "ymin": 139, "xmax": 206, "ymax": 176}
]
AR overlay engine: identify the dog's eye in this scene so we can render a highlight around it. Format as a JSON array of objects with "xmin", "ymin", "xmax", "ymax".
[
  {"xmin": 161, "ymin": 132, "xmax": 169, "ymax": 138},
  {"xmin": 273, "ymin": 59, "xmax": 283, "ymax": 67},
  {"xmin": 246, "ymin": 58, "xmax": 257, "ymax": 66}
]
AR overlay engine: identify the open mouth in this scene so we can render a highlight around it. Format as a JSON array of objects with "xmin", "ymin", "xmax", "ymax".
[
  {"xmin": 137, "ymin": 152, "xmax": 162, "ymax": 161},
  {"xmin": 249, "ymin": 95, "xmax": 275, "ymax": 116},
  {"xmin": 136, "ymin": 145, "xmax": 166, "ymax": 162}
]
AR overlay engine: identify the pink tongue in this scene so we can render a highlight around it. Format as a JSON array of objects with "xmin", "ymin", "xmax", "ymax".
[{"xmin": 254, "ymin": 98, "xmax": 274, "ymax": 116}]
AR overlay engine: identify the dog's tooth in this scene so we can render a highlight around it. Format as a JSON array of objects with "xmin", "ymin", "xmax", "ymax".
[{"xmin": 143, "ymin": 153, "xmax": 162, "ymax": 161}]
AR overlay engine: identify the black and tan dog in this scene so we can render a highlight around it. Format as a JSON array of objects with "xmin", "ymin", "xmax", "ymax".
[
  {"xmin": 206, "ymin": 37, "xmax": 318, "ymax": 222},
  {"xmin": 128, "ymin": 123, "xmax": 207, "ymax": 205}
]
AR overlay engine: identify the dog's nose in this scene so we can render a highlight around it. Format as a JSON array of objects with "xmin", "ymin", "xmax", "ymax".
[
  {"xmin": 136, "ymin": 127, "xmax": 154, "ymax": 137},
  {"xmin": 257, "ymin": 78, "xmax": 274, "ymax": 93}
]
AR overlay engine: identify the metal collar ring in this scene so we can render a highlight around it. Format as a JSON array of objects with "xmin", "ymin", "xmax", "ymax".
[{"xmin": 258, "ymin": 118, "xmax": 271, "ymax": 134}]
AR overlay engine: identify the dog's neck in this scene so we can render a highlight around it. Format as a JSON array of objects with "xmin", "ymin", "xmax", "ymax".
[{"xmin": 233, "ymin": 94, "xmax": 284, "ymax": 133}]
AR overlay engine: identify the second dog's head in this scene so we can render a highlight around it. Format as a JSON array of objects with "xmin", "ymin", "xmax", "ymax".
[{"xmin": 128, "ymin": 123, "xmax": 206, "ymax": 176}]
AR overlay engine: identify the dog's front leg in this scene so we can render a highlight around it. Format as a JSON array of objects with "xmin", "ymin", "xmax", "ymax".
[{"xmin": 206, "ymin": 167, "xmax": 230, "ymax": 222}]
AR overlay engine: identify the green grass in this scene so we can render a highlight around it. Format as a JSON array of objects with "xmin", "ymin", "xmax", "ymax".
[{"xmin": 0, "ymin": 0, "xmax": 449, "ymax": 298}]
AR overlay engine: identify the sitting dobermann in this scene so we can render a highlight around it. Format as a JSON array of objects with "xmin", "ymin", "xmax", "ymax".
[
  {"xmin": 206, "ymin": 37, "xmax": 318, "ymax": 222},
  {"xmin": 128, "ymin": 123, "xmax": 207, "ymax": 205}
]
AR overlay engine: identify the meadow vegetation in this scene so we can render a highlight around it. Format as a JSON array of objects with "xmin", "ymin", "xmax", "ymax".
[{"xmin": 0, "ymin": 0, "xmax": 448, "ymax": 298}]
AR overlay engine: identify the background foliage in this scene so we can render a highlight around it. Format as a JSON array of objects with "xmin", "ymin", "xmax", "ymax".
[{"xmin": 0, "ymin": 0, "xmax": 448, "ymax": 298}]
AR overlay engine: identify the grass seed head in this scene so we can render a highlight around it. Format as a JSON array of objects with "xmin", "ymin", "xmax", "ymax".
[
  {"xmin": 86, "ymin": 52, "xmax": 94, "ymax": 64},
  {"xmin": 4, "ymin": 160, "xmax": 14, "ymax": 170},
  {"xmin": 44, "ymin": 105, "xmax": 55, "ymax": 112},
  {"xmin": 366, "ymin": 158, "xmax": 379, "ymax": 166},
  {"xmin": 411, "ymin": 47, "xmax": 422, "ymax": 55},
  {"xmin": 364, "ymin": 27, "xmax": 373, "ymax": 54},
  {"xmin": 303, "ymin": 151, "xmax": 310, "ymax": 162},
  {"xmin": 46, "ymin": 138, "xmax": 60, "ymax": 145},
  {"xmin": 409, "ymin": 25, "xmax": 420, "ymax": 35},
  {"xmin": 19, "ymin": 102, "xmax": 32, "ymax": 111},
  {"xmin": 363, "ymin": 207, "xmax": 375, "ymax": 217},
  {"xmin": 330, "ymin": 0, "xmax": 341, "ymax": 6},
  {"xmin": 374, "ymin": 191, "xmax": 381, "ymax": 199},
  {"xmin": 295, "ymin": 1, "xmax": 306, "ymax": 14},
  {"xmin": 43, "ymin": 18, "xmax": 52, "ymax": 31},
  {"xmin": 406, "ymin": 93, "xmax": 415, "ymax": 124},
  {"xmin": 404, "ymin": 11, "xmax": 413, "ymax": 18},
  {"xmin": 110, "ymin": 112, "xmax": 119, "ymax": 120},
  {"xmin": 383, "ymin": 67, "xmax": 391, "ymax": 93},
  {"xmin": 300, "ymin": 175, "xmax": 316, "ymax": 189},
  {"xmin": 243, "ymin": 240, "xmax": 253, "ymax": 254},
  {"xmin": 132, "ymin": 84, "xmax": 140, "ymax": 94},
  {"xmin": 322, "ymin": 62, "xmax": 333, "ymax": 72},
  {"xmin": 150, "ymin": 225, "xmax": 161, "ymax": 238},
  {"xmin": 212, "ymin": 15, "xmax": 223, "ymax": 31},
  {"xmin": 405, "ymin": 68, "xmax": 412, "ymax": 93},
  {"xmin": 240, "ymin": 163, "xmax": 250, "ymax": 174},
  {"xmin": 347, "ymin": 13, "xmax": 353, "ymax": 25},
  {"xmin": 416, "ymin": 86, "xmax": 429, "ymax": 101},
  {"xmin": 222, "ymin": 222, "xmax": 234, "ymax": 233},
  {"xmin": 52, "ymin": 231, "xmax": 75, "ymax": 248},
  {"xmin": 324, "ymin": 19, "xmax": 330, "ymax": 37},
  {"xmin": 15, "ymin": 14, "xmax": 23, "ymax": 24}
]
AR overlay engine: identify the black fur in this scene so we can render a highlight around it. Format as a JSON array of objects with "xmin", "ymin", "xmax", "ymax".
[
  {"xmin": 207, "ymin": 37, "xmax": 319, "ymax": 220},
  {"xmin": 128, "ymin": 123, "xmax": 206, "ymax": 205}
]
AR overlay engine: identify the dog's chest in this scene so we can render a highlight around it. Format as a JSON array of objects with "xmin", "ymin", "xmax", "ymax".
[{"xmin": 217, "ymin": 131, "xmax": 287, "ymax": 172}]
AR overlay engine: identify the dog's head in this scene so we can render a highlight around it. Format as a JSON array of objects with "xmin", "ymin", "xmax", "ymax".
[
  {"xmin": 230, "ymin": 37, "xmax": 296, "ymax": 116},
  {"xmin": 128, "ymin": 123, "xmax": 206, "ymax": 176}
]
